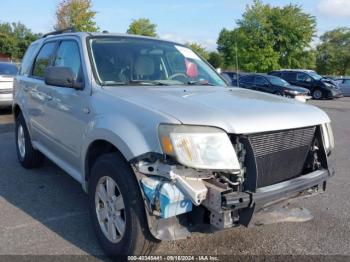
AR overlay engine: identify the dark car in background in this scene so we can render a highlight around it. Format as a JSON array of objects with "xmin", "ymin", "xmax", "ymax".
[
  {"xmin": 239, "ymin": 74, "xmax": 311, "ymax": 102},
  {"xmin": 221, "ymin": 71, "xmax": 247, "ymax": 86},
  {"xmin": 268, "ymin": 69, "xmax": 343, "ymax": 100},
  {"xmin": 0, "ymin": 62, "xmax": 18, "ymax": 108},
  {"xmin": 336, "ymin": 78, "xmax": 350, "ymax": 96}
]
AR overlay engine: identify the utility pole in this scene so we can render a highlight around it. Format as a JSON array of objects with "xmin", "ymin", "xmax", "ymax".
[{"xmin": 235, "ymin": 42, "xmax": 239, "ymax": 87}]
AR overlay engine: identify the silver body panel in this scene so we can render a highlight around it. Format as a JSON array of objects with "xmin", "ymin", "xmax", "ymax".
[{"xmin": 13, "ymin": 32, "xmax": 331, "ymax": 187}]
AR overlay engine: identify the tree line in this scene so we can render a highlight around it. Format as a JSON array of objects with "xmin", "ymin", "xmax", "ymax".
[{"xmin": 0, "ymin": 0, "xmax": 349, "ymax": 75}]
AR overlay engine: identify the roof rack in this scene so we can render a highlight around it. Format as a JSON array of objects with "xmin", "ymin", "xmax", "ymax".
[{"xmin": 42, "ymin": 27, "xmax": 77, "ymax": 38}]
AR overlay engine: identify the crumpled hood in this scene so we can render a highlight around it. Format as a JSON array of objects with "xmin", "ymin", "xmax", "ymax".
[{"xmin": 104, "ymin": 86, "xmax": 330, "ymax": 134}]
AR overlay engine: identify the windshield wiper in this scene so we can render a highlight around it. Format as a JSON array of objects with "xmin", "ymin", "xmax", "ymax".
[
  {"xmin": 187, "ymin": 80, "xmax": 215, "ymax": 86},
  {"xmin": 127, "ymin": 80, "xmax": 169, "ymax": 86}
]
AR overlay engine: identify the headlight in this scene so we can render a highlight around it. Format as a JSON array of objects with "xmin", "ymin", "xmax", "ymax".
[
  {"xmin": 325, "ymin": 83, "xmax": 335, "ymax": 89},
  {"xmin": 321, "ymin": 122, "xmax": 334, "ymax": 155},
  {"xmin": 159, "ymin": 124, "xmax": 240, "ymax": 171},
  {"xmin": 284, "ymin": 89, "xmax": 299, "ymax": 95}
]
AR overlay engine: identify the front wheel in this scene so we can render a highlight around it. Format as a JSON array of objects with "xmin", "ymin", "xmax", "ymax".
[
  {"xmin": 312, "ymin": 89, "xmax": 323, "ymax": 100},
  {"xmin": 88, "ymin": 153, "xmax": 158, "ymax": 256}
]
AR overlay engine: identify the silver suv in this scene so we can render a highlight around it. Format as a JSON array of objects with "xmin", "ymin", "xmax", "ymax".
[{"xmin": 13, "ymin": 30, "xmax": 335, "ymax": 256}]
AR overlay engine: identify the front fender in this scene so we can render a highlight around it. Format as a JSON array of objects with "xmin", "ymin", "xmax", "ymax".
[{"xmin": 81, "ymin": 113, "xmax": 172, "ymax": 181}]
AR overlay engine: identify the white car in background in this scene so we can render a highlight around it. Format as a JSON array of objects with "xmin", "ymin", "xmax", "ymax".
[{"xmin": 0, "ymin": 62, "xmax": 18, "ymax": 108}]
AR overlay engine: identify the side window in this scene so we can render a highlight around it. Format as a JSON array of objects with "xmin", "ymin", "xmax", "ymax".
[
  {"xmin": 283, "ymin": 72, "xmax": 296, "ymax": 82},
  {"xmin": 297, "ymin": 73, "xmax": 312, "ymax": 82},
  {"xmin": 255, "ymin": 76, "xmax": 268, "ymax": 85},
  {"xmin": 54, "ymin": 41, "xmax": 83, "ymax": 82},
  {"xmin": 32, "ymin": 42, "xmax": 57, "ymax": 78},
  {"xmin": 240, "ymin": 75, "xmax": 254, "ymax": 84},
  {"xmin": 20, "ymin": 43, "xmax": 39, "ymax": 75},
  {"xmin": 344, "ymin": 79, "xmax": 350, "ymax": 85}
]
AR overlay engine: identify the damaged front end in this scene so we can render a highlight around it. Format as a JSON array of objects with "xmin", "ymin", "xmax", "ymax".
[{"xmin": 131, "ymin": 124, "xmax": 333, "ymax": 241}]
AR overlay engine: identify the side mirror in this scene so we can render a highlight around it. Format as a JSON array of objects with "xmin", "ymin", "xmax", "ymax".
[{"xmin": 45, "ymin": 66, "xmax": 83, "ymax": 89}]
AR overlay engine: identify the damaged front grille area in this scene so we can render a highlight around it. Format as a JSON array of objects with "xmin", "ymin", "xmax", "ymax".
[{"xmin": 231, "ymin": 126, "xmax": 317, "ymax": 189}]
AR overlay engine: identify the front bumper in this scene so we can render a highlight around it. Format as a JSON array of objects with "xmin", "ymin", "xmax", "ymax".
[
  {"xmin": 328, "ymin": 89, "xmax": 343, "ymax": 98},
  {"xmin": 223, "ymin": 169, "xmax": 330, "ymax": 210}
]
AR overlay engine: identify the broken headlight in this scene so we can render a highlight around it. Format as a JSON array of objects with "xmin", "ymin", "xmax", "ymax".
[
  {"xmin": 158, "ymin": 124, "xmax": 240, "ymax": 171},
  {"xmin": 321, "ymin": 122, "xmax": 335, "ymax": 155}
]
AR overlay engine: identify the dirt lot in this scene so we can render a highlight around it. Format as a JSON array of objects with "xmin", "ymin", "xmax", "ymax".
[{"xmin": 0, "ymin": 98, "xmax": 350, "ymax": 257}]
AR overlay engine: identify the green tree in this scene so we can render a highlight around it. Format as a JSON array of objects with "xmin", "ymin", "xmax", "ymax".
[
  {"xmin": 127, "ymin": 18, "xmax": 157, "ymax": 37},
  {"xmin": 208, "ymin": 52, "xmax": 223, "ymax": 68},
  {"xmin": 55, "ymin": 0, "xmax": 99, "ymax": 32},
  {"xmin": 217, "ymin": 0, "xmax": 316, "ymax": 72},
  {"xmin": 316, "ymin": 28, "xmax": 350, "ymax": 75},
  {"xmin": 186, "ymin": 42, "xmax": 209, "ymax": 60},
  {"xmin": 0, "ymin": 22, "xmax": 39, "ymax": 60}
]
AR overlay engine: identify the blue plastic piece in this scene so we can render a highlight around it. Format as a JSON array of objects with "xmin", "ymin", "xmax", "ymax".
[{"xmin": 141, "ymin": 176, "xmax": 193, "ymax": 218}]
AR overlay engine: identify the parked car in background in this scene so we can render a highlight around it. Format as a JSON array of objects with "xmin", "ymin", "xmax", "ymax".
[
  {"xmin": 221, "ymin": 71, "xmax": 247, "ymax": 86},
  {"xmin": 239, "ymin": 73, "xmax": 311, "ymax": 102},
  {"xmin": 336, "ymin": 78, "xmax": 350, "ymax": 96},
  {"xmin": 268, "ymin": 69, "xmax": 343, "ymax": 100},
  {"xmin": 0, "ymin": 62, "xmax": 18, "ymax": 108},
  {"xmin": 14, "ymin": 30, "xmax": 335, "ymax": 256}
]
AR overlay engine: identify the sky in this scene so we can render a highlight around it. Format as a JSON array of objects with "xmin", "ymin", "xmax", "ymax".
[{"xmin": 1, "ymin": 0, "xmax": 350, "ymax": 50}]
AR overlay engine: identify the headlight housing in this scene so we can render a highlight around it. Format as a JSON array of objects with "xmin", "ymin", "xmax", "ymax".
[
  {"xmin": 321, "ymin": 122, "xmax": 334, "ymax": 155},
  {"xmin": 284, "ymin": 89, "xmax": 299, "ymax": 96},
  {"xmin": 159, "ymin": 124, "xmax": 240, "ymax": 171}
]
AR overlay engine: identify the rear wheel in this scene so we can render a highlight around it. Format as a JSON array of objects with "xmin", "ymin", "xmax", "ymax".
[
  {"xmin": 15, "ymin": 113, "xmax": 44, "ymax": 168},
  {"xmin": 88, "ymin": 153, "xmax": 158, "ymax": 256},
  {"xmin": 312, "ymin": 89, "xmax": 323, "ymax": 100}
]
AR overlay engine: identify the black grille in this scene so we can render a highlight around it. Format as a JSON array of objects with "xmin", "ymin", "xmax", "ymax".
[{"xmin": 248, "ymin": 126, "xmax": 316, "ymax": 188}]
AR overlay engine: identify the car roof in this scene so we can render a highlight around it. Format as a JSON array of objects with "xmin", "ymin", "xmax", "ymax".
[
  {"xmin": 273, "ymin": 69, "xmax": 316, "ymax": 73},
  {"xmin": 34, "ymin": 32, "xmax": 185, "ymax": 47}
]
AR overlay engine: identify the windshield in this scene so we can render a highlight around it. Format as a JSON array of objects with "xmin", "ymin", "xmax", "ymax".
[
  {"xmin": 0, "ymin": 63, "xmax": 18, "ymax": 76},
  {"xmin": 308, "ymin": 71, "xmax": 323, "ymax": 81},
  {"xmin": 89, "ymin": 37, "xmax": 226, "ymax": 87},
  {"xmin": 268, "ymin": 76, "xmax": 290, "ymax": 86}
]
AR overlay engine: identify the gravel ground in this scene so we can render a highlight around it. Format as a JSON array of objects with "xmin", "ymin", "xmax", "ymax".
[{"xmin": 0, "ymin": 98, "xmax": 349, "ymax": 258}]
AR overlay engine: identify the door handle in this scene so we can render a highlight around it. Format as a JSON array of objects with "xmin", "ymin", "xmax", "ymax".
[{"xmin": 46, "ymin": 95, "xmax": 53, "ymax": 101}]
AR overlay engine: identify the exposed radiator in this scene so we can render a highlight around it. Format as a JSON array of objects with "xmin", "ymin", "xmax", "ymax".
[{"xmin": 247, "ymin": 126, "xmax": 316, "ymax": 188}]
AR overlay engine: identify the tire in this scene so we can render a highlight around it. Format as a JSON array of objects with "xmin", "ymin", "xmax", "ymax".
[
  {"xmin": 88, "ymin": 153, "xmax": 159, "ymax": 257},
  {"xmin": 15, "ymin": 113, "xmax": 44, "ymax": 168},
  {"xmin": 312, "ymin": 89, "xmax": 323, "ymax": 100}
]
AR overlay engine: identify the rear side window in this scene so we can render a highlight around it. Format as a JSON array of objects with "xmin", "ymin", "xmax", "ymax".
[
  {"xmin": 255, "ymin": 76, "xmax": 268, "ymax": 85},
  {"xmin": 19, "ymin": 43, "xmax": 39, "ymax": 75},
  {"xmin": 32, "ymin": 42, "xmax": 57, "ymax": 78},
  {"xmin": 270, "ymin": 71, "xmax": 281, "ymax": 77},
  {"xmin": 54, "ymin": 41, "xmax": 83, "ymax": 83},
  {"xmin": 282, "ymin": 72, "xmax": 296, "ymax": 81},
  {"xmin": 344, "ymin": 79, "xmax": 350, "ymax": 84},
  {"xmin": 240, "ymin": 75, "xmax": 254, "ymax": 84}
]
